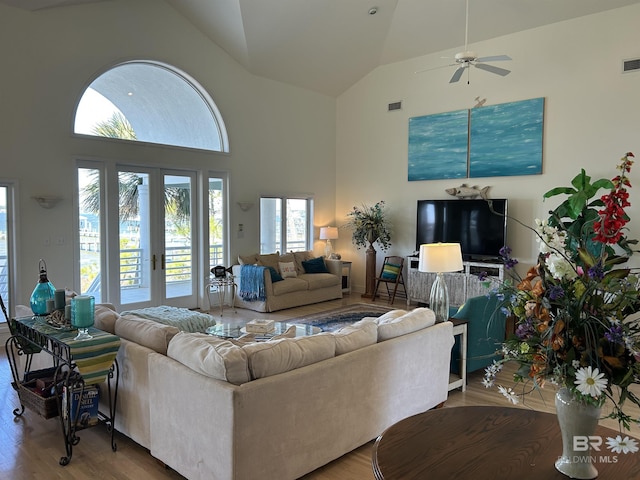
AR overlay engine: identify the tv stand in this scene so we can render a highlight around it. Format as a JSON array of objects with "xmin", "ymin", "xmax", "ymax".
[{"xmin": 405, "ymin": 257, "xmax": 504, "ymax": 307}]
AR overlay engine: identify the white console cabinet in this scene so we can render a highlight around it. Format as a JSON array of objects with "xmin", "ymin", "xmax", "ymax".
[{"xmin": 405, "ymin": 256, "xmax": 504, "ymax": 307}]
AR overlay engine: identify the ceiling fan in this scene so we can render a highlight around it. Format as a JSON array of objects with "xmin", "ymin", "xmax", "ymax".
[{"xmin": 417, "ymin": 0, "xmax": 511, "ymax": 84}]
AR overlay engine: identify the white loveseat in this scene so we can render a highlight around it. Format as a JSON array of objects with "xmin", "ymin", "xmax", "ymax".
[{"xmin": 16, "ymin": 305, "xmax": 454, "ymax": 480}]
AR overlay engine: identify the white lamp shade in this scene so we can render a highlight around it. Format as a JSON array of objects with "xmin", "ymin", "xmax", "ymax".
[
  {"xmin": 319, "ymin": 227, "xmax": 339, "ymax": 240},
  {"xmin": 418, "ymin": 243, "xmax": 463, "ymax": 273}
]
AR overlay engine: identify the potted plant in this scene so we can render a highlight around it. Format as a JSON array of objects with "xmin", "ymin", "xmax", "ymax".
[{"xmin": 345, "ymin": 201, "xmax": 392, "ymax": 297}]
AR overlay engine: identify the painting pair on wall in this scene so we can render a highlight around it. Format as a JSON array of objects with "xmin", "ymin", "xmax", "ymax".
[{"xmin": 408, "ymin": 97, "xmax": 544, "ymax": 181}]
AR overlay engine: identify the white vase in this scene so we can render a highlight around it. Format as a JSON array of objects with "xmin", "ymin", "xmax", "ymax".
[{"xmin": 555, "ymin": 387, "xmax": 601, "ymax": 479}]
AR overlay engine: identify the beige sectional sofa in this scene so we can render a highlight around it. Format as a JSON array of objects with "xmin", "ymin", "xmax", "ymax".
[
  {"xmin": 232, "ymin": 251, "xmax": 343, "ymax": 312},
  {"xmin": 17, "ymin": 305, "xmax": 454, "ymax": 480}
]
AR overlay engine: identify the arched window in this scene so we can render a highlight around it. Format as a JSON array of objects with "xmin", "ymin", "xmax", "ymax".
[{"xmin": 74, "ymin": 60, "xmax": 228, "ymax": 152}]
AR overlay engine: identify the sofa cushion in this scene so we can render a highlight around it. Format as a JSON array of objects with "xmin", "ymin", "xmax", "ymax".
[
  {"xmin": 256, "ymin": 253, "xmax": 280, "ymax": 271},
  {"xmin": 272, "ymin": 277, "xmax": 308, "ymax": 295},
  {"xmin": 278, "ymin": 253, "xmax": 295, "ymax": 265},
  {"xmin": 302, "ymin": 256, "xmax": 330, "ymax": 274},
  {"xmin": 293, "ymin": 250, "xmax": 314, "ymax": 276},
  {"xmin": 279, "ymin": 261, "xmax": 297, "ymax": 278},
  {"xmin": 377, "ymin": 308, "xmax": 437, "ymax": 341},
  {"xmin": 115, "ymin": 315, "xmax": 179, "ymax": 355},
  {"xmin": 167, "ymin": 332, "xmax": 250, "ymax": 385},
  {"xmin": 94, "ymin": 303, "xmax": 119, "ymax": 334},
  {"xmin": 242, "ymin": 333, "xmax": 336, "ymax": 380},
  {"xmin": 333, "ymin": 320, "xmax": 378, "ymax": 355},
  {"xmin": 299, "ymin": 272, "xmax": 340, "ymax": 289},
  {"xmin": 238, "ymin": 253, "xmax": 259, "ymax": 265}
]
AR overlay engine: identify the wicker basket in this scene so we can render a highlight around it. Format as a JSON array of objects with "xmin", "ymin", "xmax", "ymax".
[{"xmin": 18, "ymin": 368, "xmax": 60, "ymax": 419}]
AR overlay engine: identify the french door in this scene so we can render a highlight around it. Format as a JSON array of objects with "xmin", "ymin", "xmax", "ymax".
[{"xmin": 116, "ymin": 168, "xmax": 197, "ymax": 309}]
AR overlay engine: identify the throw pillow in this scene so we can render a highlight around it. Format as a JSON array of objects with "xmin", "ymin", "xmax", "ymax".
[
  {"xmin": 293, "ymin": 250, "xmax": 315, "ymax": 275},
  {"xmin": 267, "ymin": 266, "xmax": 284, "ymax": 282},
  {"xmin": 256, "ymin": 252, "xmax": 280, "ymax": 271},
  {"xmin": 238, "ymin": 253, "xmax": 259, "ymax": 265},
  {"xmin": 381, "ymin": 263, "xmax": 401, "ymax": 281},
  {"xmin": 279, "ymin": 261, "xmax": 297, "ymax": 278},
  {"xmin": 302, "ymin": 256, "xmax": 329, "ymax": 274}
]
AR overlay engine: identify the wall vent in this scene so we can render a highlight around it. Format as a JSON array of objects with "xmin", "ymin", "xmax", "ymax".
[
  {"xmin": 622, "ymin": 58, "xmax": 640, "ymax": 73},
  {"xmin": 388, "ymin": 101, "xmax": 402, "ymax": 111}
]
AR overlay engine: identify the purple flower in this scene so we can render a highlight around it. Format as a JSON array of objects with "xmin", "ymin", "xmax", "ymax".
[
  {"xmin": 605, "ymin": 325, "xmax": 624, "ymax": 344},
  {"xmin": 588, "ymin": 262, "xmax": 605, "ymax": 281},
  {"xmin": 548, "ymin": 285, "xmax": 565, "ymax": 300},
  {"xmin": 499, "ymin": 245, "xmax": 518, "ymax": 269},
  {"xmin": 477, "ymin": 271, "xmax": 488, "ymax": 281},
  {"xmin": 515, "ymin": 318, "xmax": 536, "ymax": 340}
]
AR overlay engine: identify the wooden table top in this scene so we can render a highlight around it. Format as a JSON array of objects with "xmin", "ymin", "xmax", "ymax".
[{"xmin": 372, "ymin": 406, "xmax": 640, "ymax": 480}]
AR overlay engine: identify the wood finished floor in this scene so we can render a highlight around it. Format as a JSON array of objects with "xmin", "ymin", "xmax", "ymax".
[{"xmin": 2, "ymin": 296, "xmax": 639, "ymax": 479}]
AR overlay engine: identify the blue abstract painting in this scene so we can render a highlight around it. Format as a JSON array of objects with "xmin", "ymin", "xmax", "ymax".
[
  {"xmin": 408, "ymin": 109, "xmax": 468, "ymax": 181},
  {"xmin": 469, "ymin": 97, "xmax": 544, "ymax": 178}
]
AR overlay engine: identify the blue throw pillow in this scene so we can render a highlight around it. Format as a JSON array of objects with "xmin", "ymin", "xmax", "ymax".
[
  {"xmin": 302, "ymin": 256, "xmax": 329, "ymax": 274},
  {"xmin": 267, "ymin": 266, "xmax": 284, "ymax": 282}
]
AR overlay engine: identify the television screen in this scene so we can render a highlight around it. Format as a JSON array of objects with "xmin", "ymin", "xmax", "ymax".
[{"xmin": 416, "ymin": 198, "xmax": 507, "ymax": 262}]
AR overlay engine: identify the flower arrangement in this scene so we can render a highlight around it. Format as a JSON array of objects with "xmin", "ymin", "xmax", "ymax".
[
  {"xmin": 345, "ymin": 201, "xmax": 392, "ymax": 251},
  {"xmin": 482, "ymin": 153, "xmax": 640, "ymax": 431}
]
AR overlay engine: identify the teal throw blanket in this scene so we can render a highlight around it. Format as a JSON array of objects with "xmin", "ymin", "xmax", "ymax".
[{"xmin": 239, "ymin": 265, "xmax": 267, "ymax": 301}]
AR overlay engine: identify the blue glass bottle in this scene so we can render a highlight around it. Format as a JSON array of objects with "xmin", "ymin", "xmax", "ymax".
[{"xmin": 30, "ymin": 259, "xmax": 55, "ymax": 316}]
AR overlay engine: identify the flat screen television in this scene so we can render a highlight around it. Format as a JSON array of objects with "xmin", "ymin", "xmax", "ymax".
[{"xmin": 416, "ymin": 198, "xmax": 508, "ymax": 262}]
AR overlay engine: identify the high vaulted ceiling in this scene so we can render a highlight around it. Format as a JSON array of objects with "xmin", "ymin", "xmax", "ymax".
[{"xmin": 4, "ymin": 0, "xmax": 640, "ymax": 96}]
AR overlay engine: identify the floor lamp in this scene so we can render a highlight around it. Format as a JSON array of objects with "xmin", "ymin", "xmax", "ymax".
[
  {"xmin": 418, "ymin": 243, "xmax": 463, "ymax": 322},
  {"xmin": 320, "ymin": 227, "xmax": 339, "ymax": 259}
]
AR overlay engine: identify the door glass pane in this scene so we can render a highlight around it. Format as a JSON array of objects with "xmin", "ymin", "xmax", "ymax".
[
  {"xmin": 286, "ymin": 198, "xmax": 308, "ymax": 252},
  {"xmin": 119, "ymin": 171, "xmax": 151, "ymax": 304},
  {"xmin": 164, "ymin": 174, "xmax": 193, "ymax": 299},
  {"xmin": 0, "ymin": 187, "xmax": 9, "ymax": 318},
  {"xmin": 208, "ymin": 178, "xmax": 224, "ymax": 269},
  {"xmin": 260, "ymin": 198, "xmax": 281, "ymax": 253},
  {"xmin": 77, "ymin": 168, "xmax": 102, "ymax": 303}
]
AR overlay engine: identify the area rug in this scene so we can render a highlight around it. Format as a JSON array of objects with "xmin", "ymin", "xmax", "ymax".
[{"xmin": 291, "ymin": 303, "xmax": 398, "ymax": 332}]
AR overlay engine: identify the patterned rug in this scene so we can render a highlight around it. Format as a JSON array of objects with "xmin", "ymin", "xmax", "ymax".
[{"xmin": 291, "ymin": 303, "xmax": 398, "ymax": 332}]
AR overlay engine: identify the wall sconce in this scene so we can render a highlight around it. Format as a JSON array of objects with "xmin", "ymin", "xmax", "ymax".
[
  {"xmin": 32, "ymin": 195, "xmax": 62, "ymax": 209},
  {"xmin": 237, "ymin": 201, "xmax": 254, "ymax": 212}
]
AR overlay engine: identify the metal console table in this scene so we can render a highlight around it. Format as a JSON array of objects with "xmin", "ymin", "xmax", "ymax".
[{"xmin": 6, "ymin": 315, "xmax": 121, "ymax": 466}]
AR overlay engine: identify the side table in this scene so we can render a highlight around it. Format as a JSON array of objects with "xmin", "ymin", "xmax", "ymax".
[
  {"xmin": 6, "ymin": 315, "xmax": 120, "ymax": 466},
  {"xmin": 206, "ymin": 275, "xmax": 237, "ymax": 316},
  {"xmin": 340, "ymin": 261, "xmax": 352, "ymax": 294},
  {"xmin": 448, "ymin": 318, "xmax": 467, "ymax": 392}
]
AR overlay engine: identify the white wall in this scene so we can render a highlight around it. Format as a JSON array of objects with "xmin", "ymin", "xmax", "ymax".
[
  {"xmin": 336, "ymin": 5, "xmax": 640, "ymax": 293},
  {"xmin": 0, "ymin": 0, "xmax": 337, "ymax": 308}
]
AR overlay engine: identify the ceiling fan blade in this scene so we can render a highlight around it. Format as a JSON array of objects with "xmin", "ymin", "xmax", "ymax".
[
  {"xmin": 476, "ymin": 55, "xmax": 511, "ymax": 62},
  {"xmin": 415, "ymin": 63, "xmax": 457, "ymax": 74},
  {"xmin": 449, "ymin": 67, "xmax": 465, "ymax": 83},
  {"xmin": 474, "ymin": 63, "xmax": 511, "ymax": 77}
]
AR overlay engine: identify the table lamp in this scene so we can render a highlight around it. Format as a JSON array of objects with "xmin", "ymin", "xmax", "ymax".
[
  {"xmin": 320, "ymin": 227, "xmax": 339, "ymax": 259},
  {"xmin": 418, "ymin": 243, "xmax": 463, "ymax": 322}
]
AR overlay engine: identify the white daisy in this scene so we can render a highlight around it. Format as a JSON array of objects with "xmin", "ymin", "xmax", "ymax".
[
  {"xmin": 606, "ymin": 435, "xmax": 639, "ymax": 454},
  {"xmin": 574, "ymin": 366, "xmax": 608, "ymax": 397},
  {"xmin": 481, "ymin": 377, "xmax": 494, "ymax": 389},
  {"xmin": 572, "ymin": 360, "xmax": 581, "ymax": 369},
  {"xmin": 497, "ymin": 385, "xmax": 520, "ymax": 405}
]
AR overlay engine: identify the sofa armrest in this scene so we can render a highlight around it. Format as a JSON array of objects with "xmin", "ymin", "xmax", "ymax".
[{"xmin": 324, "ymin": 259, "xmax": 342, "ymax": 277}]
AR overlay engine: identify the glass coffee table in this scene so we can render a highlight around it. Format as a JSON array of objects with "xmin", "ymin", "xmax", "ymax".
[{"xmin": 206, "ymin": 321, "xmax": 321, "ymax": 340}]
